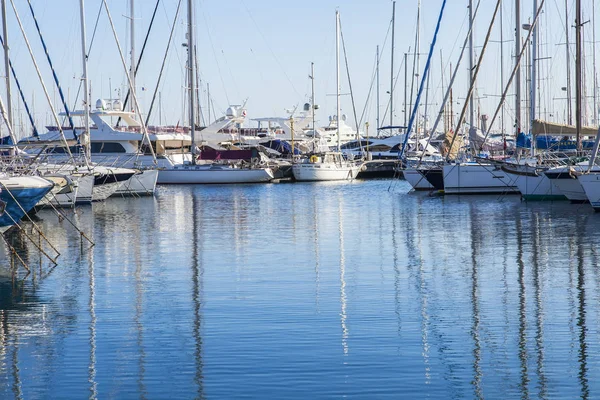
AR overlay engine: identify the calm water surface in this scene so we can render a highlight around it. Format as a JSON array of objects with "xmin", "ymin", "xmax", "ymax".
[{"xmin": 1, "ymin": 179, "xmax": 600, "ymax": 398}]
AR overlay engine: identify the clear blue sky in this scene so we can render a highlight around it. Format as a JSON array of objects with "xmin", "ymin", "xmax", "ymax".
[{"xmin": 2, "ymin": 0, "xmax": 599, "ymax": 138}]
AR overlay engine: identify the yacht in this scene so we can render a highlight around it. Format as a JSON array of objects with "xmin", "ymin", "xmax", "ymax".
[
  {"xmin": 18, "ymin": 99, "xmax": 188, "ymax": 188},
  {"xmin": 292, "ymin": 152, "xmax": 362, "ymax": 181}
]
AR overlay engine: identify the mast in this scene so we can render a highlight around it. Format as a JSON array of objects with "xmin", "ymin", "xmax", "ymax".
[
  {"xmin": 500, "ymin": 0, "xmax": 505, "ymax": 137},
  {"xmin": 376, "ymin": 45, "xmax": 380, "ymax": 135},
  {"xmin": 404, "ymin": 52, "xmax": 408, "ymax": 130},
  {"xmin": 129, "ymin": 0, "xmax": 135, "ymax": 100},
  {"xmin": 390, "ymin": 1, "xmax": 396, "ymax": 128},
  {"xmin": 187, "ymin": 0, "xmax": 196, "ymax": 163},
  {"xmin": 593, "ymin": 0, "xmax": 598, "ymax": 125},
  {"xmin": 311, "ymin": 61, "xmax": 315, "ymax": 137},
  {"xmin": 336, "ymin": 10, "xmax": 341, "ymax": 151},
  {"xmin": 515, "ymin": 0, "xmax": 522, "ymax": 137},
  {"xmin": 469, "ymin": 0, "xmax": 475, "ymax": 131},
  {"xmin": 1, "ymin": 0, "xmax": 11, "ymax": 130},
  {"xmin": 207, "ymin": 82, "xmax": 210, "ymax": 125},
  {"xmin": 575, "ymin": 0, "xmax": 581, "ymax": 151},
  {"xmin": 565, "ymin": 0, "xmax": 572, "ymax": 125},
  {"xmin": 531, "ymin": 0, "xmax": 538, "ymax": 126},
  {"xmin": 79, "ymin": 0, "xmax": 90, "ymax": 159}
]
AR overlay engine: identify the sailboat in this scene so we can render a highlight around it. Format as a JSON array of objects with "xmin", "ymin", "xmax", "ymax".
[
  {"xmin": 292, "ymin": 11, "xmax": 363, "ymax": 182},
  {"xmin": 159, "ymin": 0, "xmax": 274, "ymax": 184}
]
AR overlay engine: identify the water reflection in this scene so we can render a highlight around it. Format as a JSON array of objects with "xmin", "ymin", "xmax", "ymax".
[
  {"xmin": 191, "ymin": 191, "xmax": 205, "ymax": 399},
  {"xmin": 88, "ymin": 240, "xmax": 97, "ymax": 399},
  {"xmin": 516, "ymin": 212, "xmax": 530, "ymax": 398},
  {"xmin": 1, "ymin": 183, "xmax": 600, "ymax": 398},
  {"xmin": 576, "ymin": 216, "xmax": 589, "ymax": 400},
  {"xmin": 468, "ymin": 203, "xmax": 482, "ymax": 400},
  {"xmin": 338, "ymin": 198, "xmax": 348, "ymax": 356}
]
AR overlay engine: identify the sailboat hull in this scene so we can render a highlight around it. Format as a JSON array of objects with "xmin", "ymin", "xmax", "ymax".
[
  {"xmin": 403, "ymin": 168, "xmax": 434, "ymax": 190},
  {"xmin": 292, "ymin": 164, "xmax": 361, "ymax": 181},
  {"xmin": 577, "ymin": 173, "xmax": 600, "ymax": 209},
  {"xmin": 501, "ymin": 165, "xmax": 566, "ymax": 201},
  {"xmin": 0, "ymin": 177, "xmax": 54, "ymax": 233},
  {"xmin": 115, "ymin": 170, "xmax": 159, "ymax": 196},
  {"xmin": 442, "ymin": 163, "xmax": 519, "ymax": 195},
  {"xmin": 544, "ymin": 169, "xmax": 588, "ymax": 202},
  {"xmin": 158, "ymin": 166, "xmax": 274, "ymax": 184}
]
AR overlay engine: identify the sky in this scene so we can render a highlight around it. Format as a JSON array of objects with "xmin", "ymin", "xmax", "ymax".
[{"xmin": 1, "ymin": 0, "xmax": 599, "ymax": 139}]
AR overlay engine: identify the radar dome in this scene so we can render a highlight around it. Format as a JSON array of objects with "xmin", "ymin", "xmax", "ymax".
[
  {"xmin": 113, "ymin": 100, "xmax": 123, "ymax": 111},
  {"xmin": 226, "ymin": 107, "xmax": 237, "ymax": 118},
  {"xmin": 303, "ymin": 103, "xmax": 310, "ymax": 111},
  {"xmin": 96, "ymin": 99, "xmax": 107, "ymax": 110}
]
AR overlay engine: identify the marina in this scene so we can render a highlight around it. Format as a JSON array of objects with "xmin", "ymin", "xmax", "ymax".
[{"xmin": 2, "ymin": 0, "xmax": 600, "ymax": 397}]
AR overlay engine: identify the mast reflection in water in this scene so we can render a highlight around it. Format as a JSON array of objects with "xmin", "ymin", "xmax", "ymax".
[{"xmin": 0, "ymin": 181, "xmax": 599, "ymax": 398}]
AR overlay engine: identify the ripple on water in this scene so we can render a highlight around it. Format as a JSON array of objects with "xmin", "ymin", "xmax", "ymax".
[{"xmin": 0, "ymin": 180, "xmax": 599, "ymax": 398}]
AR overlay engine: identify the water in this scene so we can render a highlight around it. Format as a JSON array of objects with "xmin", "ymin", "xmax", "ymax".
[{"xmin": 1, "ymin": 179, "xmax": 600, "ymax": 398}]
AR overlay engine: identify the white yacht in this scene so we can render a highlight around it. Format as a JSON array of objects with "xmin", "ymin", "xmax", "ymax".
[{"xmin": 292, "ymin": 152, "xmax": 362, "ymax": 181}]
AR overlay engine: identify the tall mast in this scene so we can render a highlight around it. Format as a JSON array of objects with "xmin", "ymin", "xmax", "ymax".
[
  {"xmin": 311, "ymin": 61, "xmax": 315, "ymax": 136},
  {"xmin": 1, "ymin": 0, "xmax": 11, "ymax": 130},
  {"xmin": 129, "ymin": 0, "xmax": 135, "ymax": 99},
  {"xmin": 531, "ymin": 0, "xmax": 538, "ymax": 127},
  {"xmin": 404, "ymin": 52, "xmax": 408, "ymax": 130},
  {"xmin": 565, "ymin": 0, "xmax": 572, "ymax": 125},
  {"xmin": 575, "ymin": 0, "xmax": 581, "ymax": 151},
  {"xmin": 207, "ymin": 82, "xmax": 210, "ymax": 125},
  {"xmin": 514, "ymin": 0, "xmax": 521, "ymax": 137},
  {"xmin": 500, "ymin": 0, "xmax": 505, "ymax": 136},
  {"xmin": 79, "ymin": 0, "xmax": 90, "ymax": 159},
  {"xmin": 336, "ymin": 10, "xmax": 341, "ymax": 151},
  {"xmin": 187, "ymin": 0, "xmax": 196, "ymax": 162},
  {"xmin": 593, "ymin": 0, "xmax": 598, "ymax": 125},
  {"xmin": 469, "ymin": 0, "xmax": 475, "ymax": 131},
  {"xmin": 376, "ymin": 45, "xmax": 380, "ymax": 135},
  {"xmin": 390, "ymin": 1, "xmax": 396, "ymax": 128}
]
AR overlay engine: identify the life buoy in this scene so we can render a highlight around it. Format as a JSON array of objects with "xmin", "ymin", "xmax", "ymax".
[{"xmin": 310, "ymin": 155, "xmax": 319, "ymax": 163}]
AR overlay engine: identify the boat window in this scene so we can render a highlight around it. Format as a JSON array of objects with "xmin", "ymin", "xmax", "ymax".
[
  {"xmin": 48, "ymin": 145, "xmax": 80, "ymax": 154},
  {"xmin": 368, "ymin": 144, "xmax": 391, "ymax": 152},
  {"xmin": 340, "ymin": 140, "xmax": 373, "ymax": 149},
  {"xmin": 90, "ymin": 142, "xmax": 127, "ymax": 153}
]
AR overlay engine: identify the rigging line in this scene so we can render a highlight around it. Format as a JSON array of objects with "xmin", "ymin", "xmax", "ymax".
[
  {"xmin": 399, "ymin": 0, "xmax": 449, "ymax": 159},
  {"xmin": 25, "ymin": 0, "xmax": 78, "ymax": 142},
  {"xmin": 0, "ymin": 34, "xmax": 38, "ymax": 137},
  {"xmin": 482, "ymin": 0, "xmax": 547, "ymax": 149},
  {"xmin": 366, "ymin": 19, "xmax": 393, "ymax": 128},
  {"xmin": 357, "ymin": 48, "xmax": 379, "ymax": 130},
  {"xmin": 101, "ymin": 0, "xmax": 157, "ymax": 164},
  {"xmin": 382, "ymin": 5, "xmax": 470, "ymax": 131},
  {"xmin": 446, "ymin": 0, "xmax": 503, "ymax": 160},
  {"xmin": 380, "ymin": 50, "xmax": 407, "ymax": 128},
  {"xmin": 145, "ymin": 0, "xmax": 182, "ymax": 126},
  {"xmin": 66, "ymin": 0, "xmax": 103, "ymax": 124},
  {"xmin": 338, "ymin": 17, "xmax": 360, "ymax": 140},
  {"xmin": 9, "ymin": 0, "xmax": 74, "ymax": 160},
  {"xmin": 199, "ymin": 3, "xmax": 230, "ymax": 105},
  {"xmin": 117, "ymin": 0, "xmax": 162, "ymax": 127},
  {"xmin": 239, "ymin": 0, "xmax": 301, "ymax": 99},
  {"xmin": 419, "ymin": 0, "xmax": 482, "ymax": 164},
  {"xmin": 408, "ymin": 0, "xmax": 422, "ymax": 129}
]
